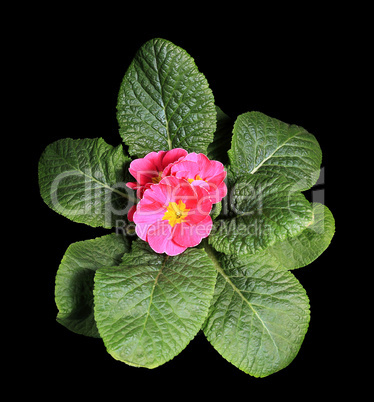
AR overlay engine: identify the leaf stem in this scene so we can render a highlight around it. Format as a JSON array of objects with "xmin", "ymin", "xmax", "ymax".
[{"xmin": 202, "ymin": 240, "xmax": 225, "ymax": 277}]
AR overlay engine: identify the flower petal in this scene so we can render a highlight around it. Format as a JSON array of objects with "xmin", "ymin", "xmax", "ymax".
[
  {"xmin": 191, "ymin": 184, "xmax": 213, "ymax": 216},
  {"xmin": 145, "ymin": 150, "xmax": 167, "ymax": 172},
  {"xmin": 145, "ymin": 182, "xmax": 173, "ymax": 206},
  {"xmin": 147, "ymin": 220, "xmax": 187, "ymax": 256},
  {"xmin": 165, "ymin": 240, "xmax": 188, "ymax": 256},
  {"xmin": 134, "ymin": 221, "xmax": 152, "ymax": 241},
  {"xmin": 162, "ymin": 148, "xmax": 188, "ymax": 168},
  {"xmin": 184, "ymin": 153, "xmax": 211, "ymax": 174},
  {"xmin": 159, "ymin": 176, "xmax": 196, "ymax": 205},
  {"xmin": 182, "ymin": 152, "xmax": 199, "ymax": 163},
  {"xmin": 203, "ymin": 180, "xmax": 227, "ymax": 204},
  {"xmin": 126, "ymin": 181, "xmax": 139, "ymax": 190},
  {"xmin": 201, "ymin": 159, "xmax": 225, "ymax": 180},
  {"xmin": 171, "ymin": 160, "xmax": 200, "ymax": 179},
  {"xmin": 216, "ymin": 180, "xmax": 228, "ymax": 202},
  {"xmin": 173, "ymin": 215, "xmax": 213, "ymax": 247},
  {"xmin": 129, "ymin": 158, "xmax": 159, "ymax": 185},
  {"xmin": 134, "ymin": 190, "xmax": 166, "ymax": 223},
  {"xmin": 127, "ymin": 205, "xmax": 136, "ymax": 222},
  {"xmin": 191, "ymin": 179, "xmax": 210, "ymax": 190},
  {"xmin": 206, "ymin": 169, "xmax": 226, "ymax": 186}
]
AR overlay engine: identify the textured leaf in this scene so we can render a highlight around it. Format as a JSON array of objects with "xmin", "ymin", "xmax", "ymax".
[
  {"xmin": 93, "ymin": 240, "xmax": 217, "ymax": 368},
  {"xmin": 228, "ymin": 111, "xmax": 322, "ymax": 191},
  {"xmin": 207, "ymin": 106, "xmax": 232, "ymax": 164},
  {"xmin": 116, "ymin": 38, "xmax": 216, "ymax": 157},
  {"xmin": 210, "ymin": 200, "xmax": 222, "ymax": 220},
  {"xmin": 55, "ymin": 234, "xmax": 130, "ymax": 337},
  {"xmin": 203, "ymin": 244, "xmax": 310, "ymax": 378},
  {"xmin": 38, "ymin": 138, "xmax": 133, "ymax": 228},
  {"xmin": 209, "ymin": 173, "xmax": 313, "ymax": 255},
  {"xmin": 267, "ymin": 203, "xmax": 335, "ymax": 269}
]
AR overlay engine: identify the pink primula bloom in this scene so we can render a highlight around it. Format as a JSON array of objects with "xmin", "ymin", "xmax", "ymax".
[
  {"xmin": 133, "ymin": 176, "xmax": 213, "ymax": 256},
  {"xmin": 126, "ymin": 148, "xmax": 188, "ymax": 199},
  {"xmin": 127, "ymin": 205, "xmax": 136, "ymax": 222},
  {"xmin": 170, "ymin": 152, "xmax": 227, "ymax": 204}
]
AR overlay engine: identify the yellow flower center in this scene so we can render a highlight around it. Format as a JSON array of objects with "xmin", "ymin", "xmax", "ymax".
[
  {"xmin": 187, "ymin": 174, "xmax": 203, "ymax": 184},
  {"xmin": 152, "ymin": 171, "xmax": 163, "ymax": 184},
  {"xmin": 162, "ymin": 200, "xmax": 190, "ymax": 227}
]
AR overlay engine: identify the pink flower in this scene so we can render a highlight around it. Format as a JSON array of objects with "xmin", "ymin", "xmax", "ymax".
[
  {"xmin": 170, "ymin": 152, "xmax": 227, "ymax": 204},
  {"xmin": 133, "ymin": 176, "xmax": 213, "ymax": 256},
  {"xmin": 126, "ymin": 148, "xmax": 188, "ymax": 199},
  {"xmin": 127, "ymin": 204, "xmax": 136, "ymax": 222}
]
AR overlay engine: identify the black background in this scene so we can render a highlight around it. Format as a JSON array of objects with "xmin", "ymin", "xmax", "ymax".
[{"xmin": 17, "ymin": 4, "xmax": 366, "ymax": 399}]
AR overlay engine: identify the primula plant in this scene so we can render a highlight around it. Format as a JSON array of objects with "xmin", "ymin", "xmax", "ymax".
[{"xmin": 39, "ymin": 38, "xmax": 335, "ymax": 377}]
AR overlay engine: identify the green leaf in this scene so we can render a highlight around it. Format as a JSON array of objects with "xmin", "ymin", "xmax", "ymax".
[
  {"xmin": 203, "ymin": 243, "xmax": 310, "ymax": 378},
  {"xmin": 207, "ymin": 106, "xmax": 232, "ymax": 164},
  {"xmin": 209, "ymin": 173, "xmax": 313, "ymax": 256},
  {"xmin": 116, "ymin": 38, "xmax": 216, "ymax": 157},
  {"xmin": 93, "ymin": 240, "xmax": 217, "ymax": 368},
  {"xmin": 38, "ymin": 138, "xmax": 133, "ymax": 228},
  {"xmin": 267, "ymin": 203, "xmax": 335, "ymax": 269},
  {"xmin": 210, "ymin": 200, "xmax": 222, "ymax": 220},
  {"xmin": 228, "ymin": 111, "xmax": 322, "ymax": 191},
  {"xmin": 55, "ymin": 234, "xmax": 130, "ymax": 337}
]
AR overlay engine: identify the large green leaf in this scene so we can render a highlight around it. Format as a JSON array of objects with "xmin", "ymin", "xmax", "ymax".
[
  {"xmin": 38, "ymin": 138, "xmax": 133, "ymax": 228},
  {"xmin": 116, "ymin": 38, "xmax": 216, "ymax": 157},
  {"xmin": 209, "ymin": 173, "xmax": 313, "ymax": 256},
  {"xmin": 267, "ymin": 203, "xmax": 335, "ymax": 269},
  {"xmin": 93, "ymin": 240, "xmax": 217, "ymax": 368},
  {"xmin": 228, "ymin": 111, "xmax": 322, "ymax": 191},
  {"xmin": 55, "ymin": 234, "xmax": 130, "ymax": 337},
  {"xmin": 203, "ymin": 244, "xmax": 310, "ymax": 378}
]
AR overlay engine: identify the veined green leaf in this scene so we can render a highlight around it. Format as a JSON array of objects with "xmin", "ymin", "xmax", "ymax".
[
  {"xmin": 117, "ymin": 38, "xmax": 216, "ymax": 157},
  {"xmin": 228, "ymin": 111, "xmax": 322, "ymax": 191},
  {"xmin": 55, "ymin": 234, "xmax": 130, "ymax": 337},
  {"xmin": 38, "ymin": 138, "xmax": 133, "ymax": 228},
  {"xmin": 209, "ymin": 173, "xmax": 313, "ymax": 256},
  {"xmin": 93, "ymin": 240, "xmax": 217, "ymax": 368},
  {"xmin": 210, "ymin": 200, "xmax": 222, "ymax": 220},
  {"xmin": 267, "ymin": 203, "xmax": 335, "ymax": 269},
  {"xmin": 203, "ymin": 243, "xmax": 310, "ymax": 378}
]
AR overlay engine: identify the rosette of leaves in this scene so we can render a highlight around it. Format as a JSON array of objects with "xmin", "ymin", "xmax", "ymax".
[{"xmin": 39, "ymin": 38, "xmax": 335, "ymax": 377}]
